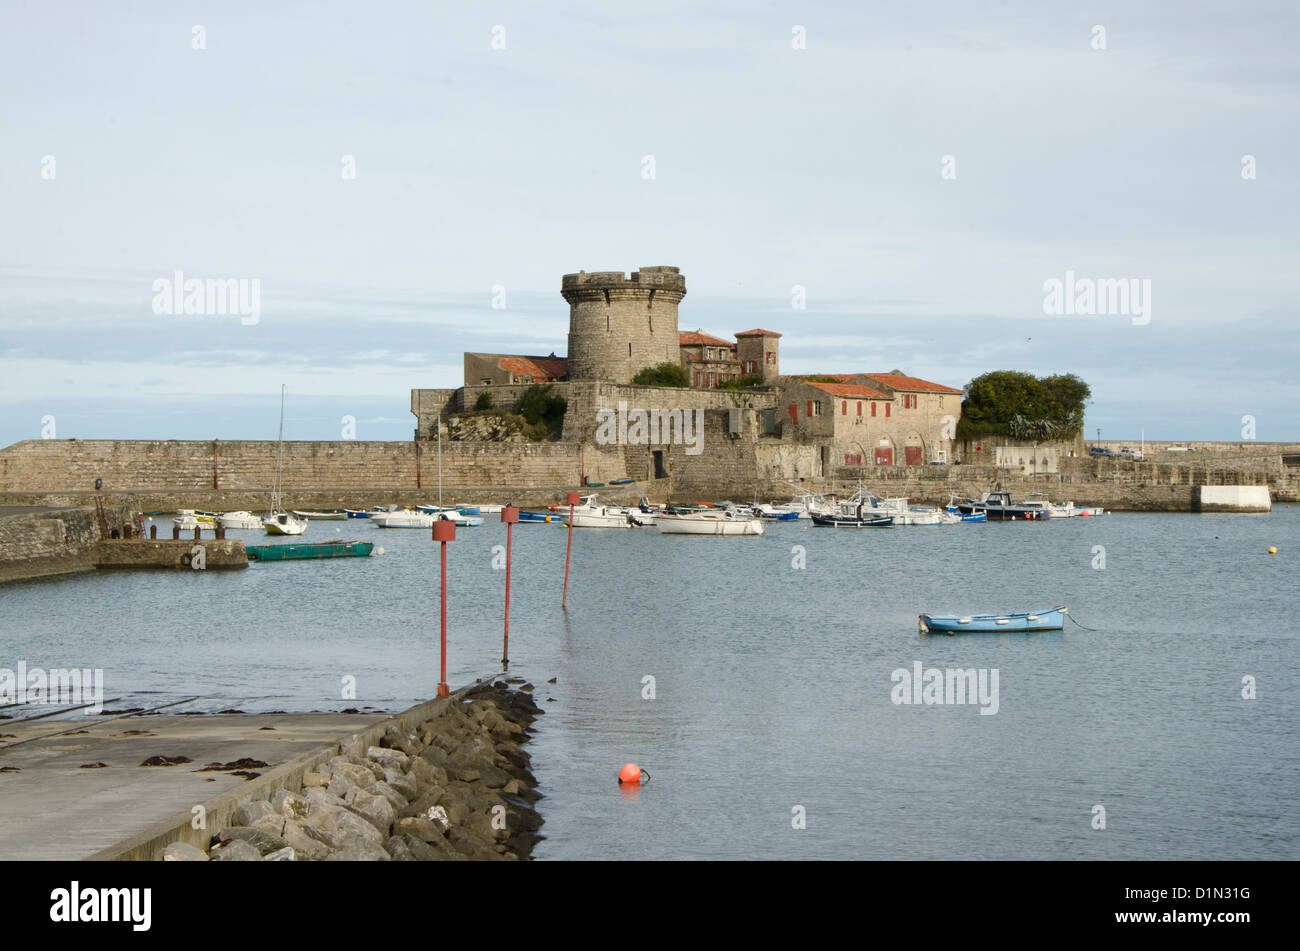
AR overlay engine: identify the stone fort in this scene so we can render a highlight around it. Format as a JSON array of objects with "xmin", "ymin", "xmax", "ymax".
[{"xmin": 415, "ymin": 265, "xmax": 966, "ymax": 492}]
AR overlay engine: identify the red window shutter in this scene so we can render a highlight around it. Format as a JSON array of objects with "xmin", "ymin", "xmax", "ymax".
[
  {"xmin": 857, "ymin": 401, "xmax": 862, "ymax": 416},
  {"xmin": 871, "ymin": 402, "xmax": 876, "ymax": 417},
  {"xmin": 807, "ymin": 400, "xmax": 813, "ymax": 417},
  {"xmin": 841, "ymin": 401, "xmax": 847, "ymax": 415},
  {"xmin": 886, "ymin": 403, "xmax": 891, "ymax": 418},
  {"xmin": 789, "ymin": 403, "xmax": 798, "ymax": 424}
]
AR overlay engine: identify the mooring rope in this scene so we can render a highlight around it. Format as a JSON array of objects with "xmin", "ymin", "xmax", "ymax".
[{"xmin": 1066, "ymin": 613, "xmax": 1100, "ymax": 632}]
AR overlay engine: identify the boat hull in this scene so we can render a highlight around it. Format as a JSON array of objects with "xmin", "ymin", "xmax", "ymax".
[
  {"xmin": 655, "ymin": 515, "xmax": 764, "ymax": 535},
  {"xmin": 810, "ymin": 513, "xmax": 894, "ymax": 528},
  {"xmin": 919, "ymin": 606, "xmax": 1068, "ymax": 634},
  {"xmin": 247, "ymin": 541, "xmax": 373, "ymax": 561}
]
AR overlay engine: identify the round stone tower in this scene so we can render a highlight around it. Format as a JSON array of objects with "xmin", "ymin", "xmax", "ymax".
[{"xmin": 562, "ymin": 266, "xmax": 687, "ymax": 383}]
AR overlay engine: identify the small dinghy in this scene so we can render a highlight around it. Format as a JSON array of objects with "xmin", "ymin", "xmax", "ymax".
[
  {"xmin": 810, "ymin": 512, "xmax": 894, "ymax": 528},
  {"xmin": 919, "ymin": 606, "xmax": 1068, "ymax": 635}
]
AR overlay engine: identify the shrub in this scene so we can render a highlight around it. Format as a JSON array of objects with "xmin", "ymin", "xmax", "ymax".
[
  {"xmin": 475, "ymin": 391, "xmax": 494, "ymax": 411},
  {"xmin": 512, "ymin": 384, "xmax": 567, "ymax": 440},
  {"xmin": 631, "ymin": 362, "xmax": 691, "ymax": 388}
]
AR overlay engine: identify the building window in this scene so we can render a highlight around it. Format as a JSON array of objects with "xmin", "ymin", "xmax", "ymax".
[
  {"xmin": 808, "ymin": 401, "xmax": 821, "ymax": 417},
  {"xmin": 857, "ymin": 402, "xmax": 863, "ymax": 416},
  {"xmin": 871, "ymin": 403, "xmax": 877, "ymax": 417},
  {"xmin": 842, "ymin": 401, "xmax": 847, "ymax": 416},
  {"xmin": 766, "ymin": 351, "xmax": 775, "ymax": 365},
  {"xmin": 707, "ymin": 372, "xmax": 715, "ymax": 387},
  {"xmin": 886, "ymin": 403, "xmax": 891, "ymax": 418}
]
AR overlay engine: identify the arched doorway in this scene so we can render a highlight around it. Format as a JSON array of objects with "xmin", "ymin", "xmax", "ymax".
[
  {"xmin": 905, "ymin": 433, "xmax": 924, "ymax": 467},
  {"xmin": 874, "ymin": 435, "xmax": 894, "ymax": 466}
]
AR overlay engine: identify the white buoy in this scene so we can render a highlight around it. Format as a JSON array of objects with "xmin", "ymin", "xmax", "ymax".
[{"xmin": 375, "ymin": 546, "xmax": 385, "ymax": 556}]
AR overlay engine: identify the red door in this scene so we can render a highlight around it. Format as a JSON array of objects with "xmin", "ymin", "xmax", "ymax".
[
  {"xmin": 905, "ymin": 446, "xmax": 922, "ymax": 466},
  {"xmin": 875, "ymin": 448, "xmax": 893, "ymax": 466}
]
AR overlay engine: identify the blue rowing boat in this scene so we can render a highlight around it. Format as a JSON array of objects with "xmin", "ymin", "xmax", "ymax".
[{"xmin": 918, "ymin": 606, "xmax": 1068, "ymax": 635}]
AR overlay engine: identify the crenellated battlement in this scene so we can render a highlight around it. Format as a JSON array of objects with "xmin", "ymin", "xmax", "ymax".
[{"xmin": 563, "ymin": 266, "xmax": 687, "ymax": 382}]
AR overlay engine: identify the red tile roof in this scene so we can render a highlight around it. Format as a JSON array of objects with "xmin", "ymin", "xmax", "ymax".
[
  {"xmin": 861, "ymin": 373, "xmax": 963, "ymax": 394},
  {"xmin": 805, "ymin": 381, "xmax": 890, "ymax": 400},
  {"xmin": 498, "ymin": 355, "xmax": 567, "ymax": 380},
  {"xmin": 679, "ymin": 330, "xmax": 736, "ymax": 347},
  {"xmin": 735, "ymin": 328, "xmax": 782, "ymax": 337}
]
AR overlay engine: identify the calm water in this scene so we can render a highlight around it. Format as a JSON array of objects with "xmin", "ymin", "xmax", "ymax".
[{"xmin": 2, "ymin": 507, "xmax": 1298, "ymax": 860}]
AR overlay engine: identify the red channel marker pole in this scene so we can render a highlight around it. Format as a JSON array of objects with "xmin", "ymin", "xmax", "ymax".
[
  {"xmin": 501, "ymin": 505, "xmax": 519, "ymax": 668},
  {"xmin": 562, "ymin": 491, "xmax": 579, "ymax": 609},
  {"xmin": 433, "ymin": 518, "xmax": 456, "ymax": 698}
]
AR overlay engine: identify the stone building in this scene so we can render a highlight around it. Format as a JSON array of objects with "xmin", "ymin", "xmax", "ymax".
[
  {"xmin": 411, "ymin": 265, "xmax": 966, "ymax": 494},
  {"xmin": 678, "ymin": 330, "xmax": 740, "ymax": 388}
]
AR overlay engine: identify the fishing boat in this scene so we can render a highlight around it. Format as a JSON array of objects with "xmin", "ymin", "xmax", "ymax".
[
  {"xmin": 918, "ymin": 606, "xmax": 1068, "ymax": 635},
  {"xmin": 247, "ymin": 540, "xmax": 374, "ymax": 561},
  {"xmin": 262, "ymin": 385, "xmax": 307, "ymax": 536},
  {"xmin": 174, "ymin": 509, "xmax": 218, "ymax": 529},
  {"xmin": 656, "ymin": 512, "xmax": 765, "ymax": 536},
  {"xmin": 955, "ymin": 490, "xmax": 1050, "ymax": 521},
  {"xmin": 548, "ymin": 494, "xmax": 598, "ymax": 513},
  {"xmin": 292, "ymin": 509, "xmax": 349, "ymax": 521},
  {"xmin": 810, "ymin": 512, "xmax": 894, "ymax": 528},
  {"xmin": 217, "ymin": 511, "xmax": 262, "ymax": 530},
  {"xmin": 751, "ymin": 503, "xmax": 801, "ymax": 521},
  {"xmin": 344, "ymin": 509, "xmax": 372, "ymax": 518}
]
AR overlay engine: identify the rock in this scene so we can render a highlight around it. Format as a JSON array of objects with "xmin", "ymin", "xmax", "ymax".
[
  {"xmin": 327, "ymin": 773, "xmax": 361, "ymax": 802},
  {"xmin": 454, "ymin": 766, "xmax": 481, "ymax": 783},
  {"xmin": 264, "ymin": 846, "xmax": 296, "ymax": 861},
  {"xmin": 384, "ymin": 768, "xmax": 418, "ymax": 800},
  {"xmin": 162, "ymin": 841, "xmax": 208, "ymax": 861},
  {"xmin": 384, "ymin": 836, "xmax": 418, "ymax": 861},
  {"xmin": 475, "ymin": 764, "xmax": 512, "ymax": 789},
  {"xmin": 323, "ymin": 840, "xmax": 391, "ymax": 861},
  {"xmin": 223, "ymin": 825, "xmax": 289, "ymax": 856},
  {"xmin": 366, "ymin": 746, "xmax": 409, "ymax": 771},
  {"xmin": 503, "ymin": 779, "xmax": 525, "ymax": 796},
  {"xmin": 272, "ymin": 789, "xmax": 310, "ymax": 820},
  {"xmin": 344, "ymin": 787, "xmax": 396, "ymax": 834},
  {"xmin": 302, "ymin": 771, "xmax": 331, "ymax": 788},
  {"xmin": 210, "ymin": 838, "xmax": 263, "ymax": 862},
  {"xmin": 304, "ymin": 787, "xmax": 348, "ymax": 809},
  {"xmin": 328, "ymin": 761, "xmax": 375, "ymax": 789},
  {"xmin": 396, "ymin": 834, "xmax": 452, "ymax": 861},
  {"xmin": 399, "ymin": 787, "xmax": 445, "ymax": 819},
  {"xmin": 418, "ymin": 746, "xmax": 450, "ymax": 770},
  {"xmin": 367, "ymin": 780, "xmax": 408, "ymax": 811},
  {"xmin": 232, "ymin": 800, "xmax": 277, "ymax": 827},
  {"xmin": 393, "ymin": 817, "xmax": 442, "ymax": 843},
  {"xmin": 279, "ymin": 819, "xmax": 332, "ymax": 861},
  {"xmin": 300, "ymin": 799, "xmax": 385, "ymax": 852},
  {"xmin": 408, "ymin": 756, "xmax": 438, "ymax": 792}
]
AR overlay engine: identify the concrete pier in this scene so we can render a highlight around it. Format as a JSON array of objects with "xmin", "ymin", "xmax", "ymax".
[{"xmin": 1193, "ymin": 485, "xmax": 1273, "ymax": 513}]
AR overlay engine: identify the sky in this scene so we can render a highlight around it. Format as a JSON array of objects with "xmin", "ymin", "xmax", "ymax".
[{"xmin": 1, "ymin": 0, "xmax": 1297, "ymax": 445}]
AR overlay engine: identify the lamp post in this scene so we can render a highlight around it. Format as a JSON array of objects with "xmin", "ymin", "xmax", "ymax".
[
  {"xmin": 500, "ymin": 505, "xmax": 519, "ymax": 668},
  {"xmin": 433, "ymin": 517, "xmax": 455, "ymax": 698}
]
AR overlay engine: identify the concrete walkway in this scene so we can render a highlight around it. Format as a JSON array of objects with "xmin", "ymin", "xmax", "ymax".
[{"xmin": 0, "ymin": 711, "xmax": 391, "ymax": 860}]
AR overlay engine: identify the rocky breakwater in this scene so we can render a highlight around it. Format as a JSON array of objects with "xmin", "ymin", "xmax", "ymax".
[{"xmin": 161, "ymin": 682, "xmax": 544, "ymax": 862}]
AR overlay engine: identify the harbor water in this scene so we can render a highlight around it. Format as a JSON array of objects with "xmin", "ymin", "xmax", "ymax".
[{"xmin": 2, "ymin": 508, "xmax": 1297, "ymax": 859}]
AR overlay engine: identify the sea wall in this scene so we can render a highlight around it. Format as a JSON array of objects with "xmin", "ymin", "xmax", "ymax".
[{"xmin": 0, "ymin": 504, "xmax": 127, "ymax": 584}]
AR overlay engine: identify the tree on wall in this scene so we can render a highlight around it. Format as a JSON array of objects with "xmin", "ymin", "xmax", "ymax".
[
  {"xmin": 631, "ymin": 362, "xmax": 691, "ymax": 387},
  {"xmin": 717, "ymin": 372, "xmax": 766, "ymax": 390},
  {"xmin": 956, "ymin": 371, "xmax": 1090, "ymax": 441},
  {"xmin": 512, "ymin": 384, "xmax": 567, "ymax": 440}
]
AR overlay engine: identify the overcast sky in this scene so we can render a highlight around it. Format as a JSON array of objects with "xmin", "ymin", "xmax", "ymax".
[{"xmin": 2, "ymin": 0, "xmax": 1296, "ymax": 445}]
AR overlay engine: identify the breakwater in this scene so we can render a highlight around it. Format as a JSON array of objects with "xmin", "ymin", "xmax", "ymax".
[
  {"xmin": 162, "ymin": 681, "xmax": 544, "ymax": 861},
  {"xmin": 0, "ymin": 503, "xmax": 127, "ymax": 584}
]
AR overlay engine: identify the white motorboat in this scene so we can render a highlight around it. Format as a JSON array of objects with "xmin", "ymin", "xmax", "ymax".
[
  {"xmin": 568, "ymin": 507, "xmax": 634, "ymax": 529},
  {"xmin": 656, "ymin": 512, "xmax": 765, "ymax": 536},
  {"xmin": 264, "ymin": 511, "xmax": 307, "ymax": 535},
  {"xmin": 371, "ymin": 509, "xmax": 437, "ymax": 529},
  {"xmin": 217, "ymin": 511, "xmax": 262, "ymax": 530}
]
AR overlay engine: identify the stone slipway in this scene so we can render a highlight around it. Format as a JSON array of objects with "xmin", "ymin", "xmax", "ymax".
[{"xmin": 0, "ymin": 696, "xmax": 473, "ymax": 861}]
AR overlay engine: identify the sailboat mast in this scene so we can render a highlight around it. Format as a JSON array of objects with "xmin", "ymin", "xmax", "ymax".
[{"xmin": 273, "ymin": 384, "xmax": 286, "ymax": 512}]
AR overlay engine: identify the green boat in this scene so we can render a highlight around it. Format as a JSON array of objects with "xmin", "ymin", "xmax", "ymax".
[{"xmin": 247, "ymin": 541, "xmax": 374, "ymax": 562}]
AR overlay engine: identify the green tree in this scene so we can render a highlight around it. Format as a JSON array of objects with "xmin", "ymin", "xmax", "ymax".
[
  {"xmin": 956, "ymin": 370, "xmax": 1089, "ymax": 441},
  {"xmin": 474, "ymin": 391, "xmax": 494, "ymax": 411},
  {"xmin": 717, "ymin": 372, "xmax": 766, "ymax": 390},
  {"xmin": 512, "ymin": 384, "xmax": 567, "ymax": 440},
  {"xmin": 631, "ymin": 362, "xmax": 691, "ymax": 387}
]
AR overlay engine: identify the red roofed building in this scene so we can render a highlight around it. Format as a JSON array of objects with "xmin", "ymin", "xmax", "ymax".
[
  {"xmin": 678, "ymin": 329, "xmax": 740, "ymax": 389},
  {"xmin": 464, "ymin": 352, "xmax": 567, "ymax": 386}
]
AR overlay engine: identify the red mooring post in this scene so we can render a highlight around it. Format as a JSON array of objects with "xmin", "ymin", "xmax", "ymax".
[
  {"xmin": 500, "ymin": 505, "xmax": 520, "ymax": 667},
  {"xmin": 562, "ymin": 491, "xmax": 580, "ymax": 609},
  {"xmin": 433, "ymin": 518, "xmax": 456, "ymax": 698}
]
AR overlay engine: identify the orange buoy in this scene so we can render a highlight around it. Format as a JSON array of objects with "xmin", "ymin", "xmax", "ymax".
[{"xmin": 618, "ymin": 762, "xmax": 648, "ymax": 785}]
